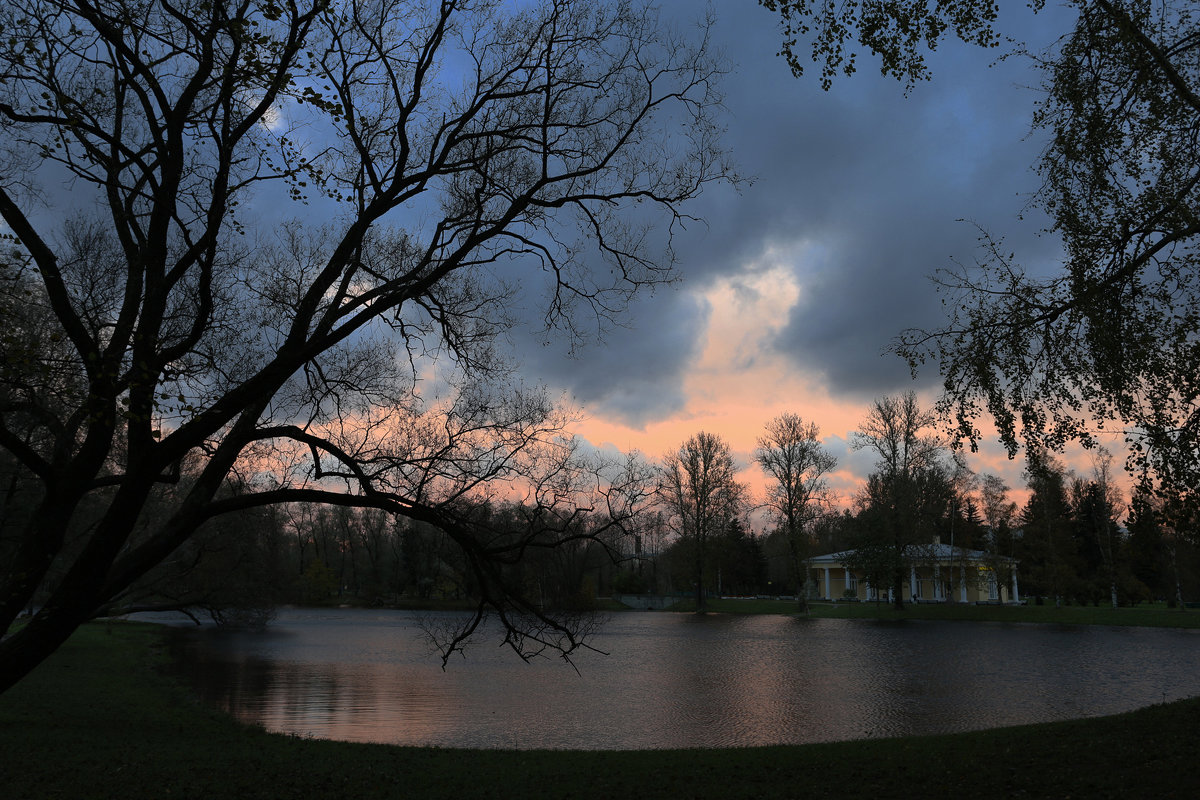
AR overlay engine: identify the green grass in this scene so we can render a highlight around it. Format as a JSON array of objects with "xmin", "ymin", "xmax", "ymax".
[
  {"xmin": 660, "ymin": 597, "xmax": 1200, "ymax": 627},
  {"xmin": 2, "ymin": 621, "xmax": 1199, "ymax": 799}
]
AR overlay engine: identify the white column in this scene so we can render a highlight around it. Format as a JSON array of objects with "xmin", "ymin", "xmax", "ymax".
[
  {"xmin": 846, "ymin": 567, "xmax": 853, "ymax": 599},
  {"xmin": 824, "ymin": 567, "xmax": 831, "ymax": 600},
  {"xmin": 909, "ymin": 566, "xmax": 918, "ymax": 601},
  {"xmin": 934, "ymin": 564, "xmax": 942, "ymax": 601},
  {"xmin": 1012, "ymin": 568, "xmax": 1020, "ymax": 604}
]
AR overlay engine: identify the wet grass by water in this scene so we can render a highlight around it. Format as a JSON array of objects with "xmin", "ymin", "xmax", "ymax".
[{"xmin": 1, "ymin": 620, "xmax": 1198, "ymax": 799}]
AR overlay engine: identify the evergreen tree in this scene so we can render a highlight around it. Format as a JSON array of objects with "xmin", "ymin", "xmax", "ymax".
[
  {"xmin": 1018, "ymin": 454, "xmax": 1078, "ymax": 606},
  {"xmin": 1126, "ymin": 488, "xmax": 1168, "ymax": 603}
]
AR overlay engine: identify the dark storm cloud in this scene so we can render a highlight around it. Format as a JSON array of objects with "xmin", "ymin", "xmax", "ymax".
[
  {"xmin": 516, "ymin": 289, "xmax": 710, "ymax": 426},
  {"xmin": 764, "ymin": 74, "xmax": 1058, "ymax": 397},
  {"xmin": 679, "ymin": 1, "xmax": 1069, "ymax": 399},
  {"xmin": 512, "ymin": 0, "xmax": 1074, "ymax": 424}
]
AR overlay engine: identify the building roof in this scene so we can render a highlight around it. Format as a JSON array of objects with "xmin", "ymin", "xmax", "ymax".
[{"xmin": 809, "ymin": 542, "xmax": 1013, "ymax": 565}]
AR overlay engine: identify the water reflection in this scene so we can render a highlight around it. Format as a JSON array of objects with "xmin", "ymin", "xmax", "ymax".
[{"xmin": 167, "ymin": 609, "xmax": 1200, "ymax": 750}]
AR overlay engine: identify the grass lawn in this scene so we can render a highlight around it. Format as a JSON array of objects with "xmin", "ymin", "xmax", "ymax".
[{"xmin": 2, "ymin": 621, "xmax": 1199, "ymax": 799}]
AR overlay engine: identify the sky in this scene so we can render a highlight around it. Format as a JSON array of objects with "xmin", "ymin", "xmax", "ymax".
[
  {"xmin": 502, "ymin": 1, "xmax": 1099, "ymax": 513},
  {"xmin": 3, "ymin": 1, "xmax": 1114, "ymax": 517}
]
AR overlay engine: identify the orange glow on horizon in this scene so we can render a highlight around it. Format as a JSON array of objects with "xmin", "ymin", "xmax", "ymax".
[{"xmin": 566, "ymin": 266, "xmax": 1137, "ymax": 524}]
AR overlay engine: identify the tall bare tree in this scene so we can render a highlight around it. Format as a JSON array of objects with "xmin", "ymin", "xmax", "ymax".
[
  {"xmin": 851, "ymin": 391, "xmax": 944, "ymax": 609},
  {"xmin": 0, "ymin": 0, "xmax": 729, "ymax": 692},
  {"xmin": 661, "ymin": 432, "xmax": 744, "ymax": 611},
  {"xmin": 979, "ymin": 473, "xmax": 1018, "ymax": 602},
  {"xmin": 753, "ymin": 412, "xmax": 836, "ymax": 610},
  {"xmin": 943, "ymin": 453, "xmax": 978, "ymax": 603}
]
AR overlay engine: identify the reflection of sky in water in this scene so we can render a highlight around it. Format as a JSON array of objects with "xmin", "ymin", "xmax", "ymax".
[{"xmin": 167, "ymin": 610, "xmax": 1200, "ymax": 750}]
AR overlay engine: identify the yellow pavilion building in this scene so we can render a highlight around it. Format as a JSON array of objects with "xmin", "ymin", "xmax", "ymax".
[{"xmin": 806, "ymin": 541, "xmax": 1020, "ymax": 604}]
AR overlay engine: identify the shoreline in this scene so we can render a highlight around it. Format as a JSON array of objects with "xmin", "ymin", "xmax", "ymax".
[
  {"xmin": 278, "ymin": 596, "xmax": 1200, "ymax": 629},
  {"xmin": 2, "ymin": 620, "xmax": 1198, "ymax": 798}
]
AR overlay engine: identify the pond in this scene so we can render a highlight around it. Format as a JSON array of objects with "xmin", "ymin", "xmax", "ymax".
[{"xmin": 165, "ymin": 608, "xmax": 1200, "ymax": 750}]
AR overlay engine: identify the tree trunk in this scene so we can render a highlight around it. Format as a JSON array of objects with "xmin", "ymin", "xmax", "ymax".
[
  {"xmin": 0, "ymin": 602, "xmax": 95, "ymax": 695},
  {"xmin": 794, "ymin": 559, "xmax": 810, "ymax": 613},
  {"xmin": 1170, "ymin": 544, "xmax": 1186, "ymax": 611}
]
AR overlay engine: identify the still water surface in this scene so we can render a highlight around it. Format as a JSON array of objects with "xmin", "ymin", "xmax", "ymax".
[{"xmin": 167, "ymin": 608, "xmax": 1200, "ymax": 750}]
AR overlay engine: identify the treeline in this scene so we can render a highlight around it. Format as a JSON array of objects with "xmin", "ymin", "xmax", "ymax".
[
  {"xmin": 636, "ymin": 454, "xmax": 1200, "ymax": 608},
  {"xmin": 116, "ymin": 500, "xmax": 641, "ymax": 624},
  {"xmin": 799, "ymin": 464, "xmax": 1200, "ymax": 607},
  {"xmin": 6, "ymin": 396, "xmax": 1198, "ymax": 625},
  {"xmin": 0, "ymin": 451, "xmax": 635, "ymax": 624},
  {"xmin": 123, "ymin": 503, "xmax": 784, "ymax": 618},
  {"xmin": 658, "ymin": 394, "xmax": 1200, "ymax": 611},
  {"xmin": 115, "ymin": 501, "xmax": 781, "ymax": 617}
]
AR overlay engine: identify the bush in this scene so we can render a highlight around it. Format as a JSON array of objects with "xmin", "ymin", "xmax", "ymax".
[
  {"xmin": 612, "ymin": 568, "xmax": 649, "ymax": 595},
  {"xmin": 300, "ymin": 559, "xmax": 337, "ymax": 604}
]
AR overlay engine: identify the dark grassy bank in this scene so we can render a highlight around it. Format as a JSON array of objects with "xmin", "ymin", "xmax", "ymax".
[{"xmin": 2, "ymin": 621, "xmax": 1198, "ymax": 799}]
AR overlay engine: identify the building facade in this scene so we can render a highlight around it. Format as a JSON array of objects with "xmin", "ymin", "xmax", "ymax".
[{"xmin": 807, "ymin": 542, "xmax": 1019, "ymax": 604}]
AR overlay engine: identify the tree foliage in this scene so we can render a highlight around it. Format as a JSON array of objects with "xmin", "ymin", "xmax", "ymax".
[
  {"xmin": 890, "ymin": 1, "xmax": 1200, "ymax": 513},
  {"xmin": 1124, "ymin": 484, "xmax": 1200, "ymax": 607},
  {"xmin": 1019, "ymin": 451, "xmax": 1077, "ymax": 606},
  {"xmin": 763, "ymin": 0, "xmax": 1200, "ymax": 530},
  {"xmin": 757, "ymin": 0, "xmax": 1007, "ymax": 90},
  {"xmin": 0, "ymin": 0, "xmax": 728, "ymax": 692}
]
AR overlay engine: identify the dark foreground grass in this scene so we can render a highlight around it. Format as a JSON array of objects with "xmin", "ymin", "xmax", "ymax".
[{"xmin": 2, "ymin": 622, "xmax": 1199, "ymax": 799}]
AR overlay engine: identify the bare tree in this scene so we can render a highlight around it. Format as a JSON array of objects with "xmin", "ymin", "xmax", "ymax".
[
  {"xmin": 851, "ymin": 391, "xmax": 944, "ymax": 609},
  {"xmin": 661, "ymin": 432, "xmax": 745, "ymax": 611},
  {"xmin": 753, "ymin": 412, "xmax": 836, "ymax": 610},
  {"xmin": 979, "ymin": 473, "xmax": 1018, "ymax": 602},
  {"xmin": 1082, "ymin": 448, "xmax": 1126, "ymax": 609},
  {"xmin": 0, "ymin": 0, "xmax": 729, "ymax": 692},
  {"xmin": 944, "ymin": 453, "xmax": 978, "ymax": 603}
]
